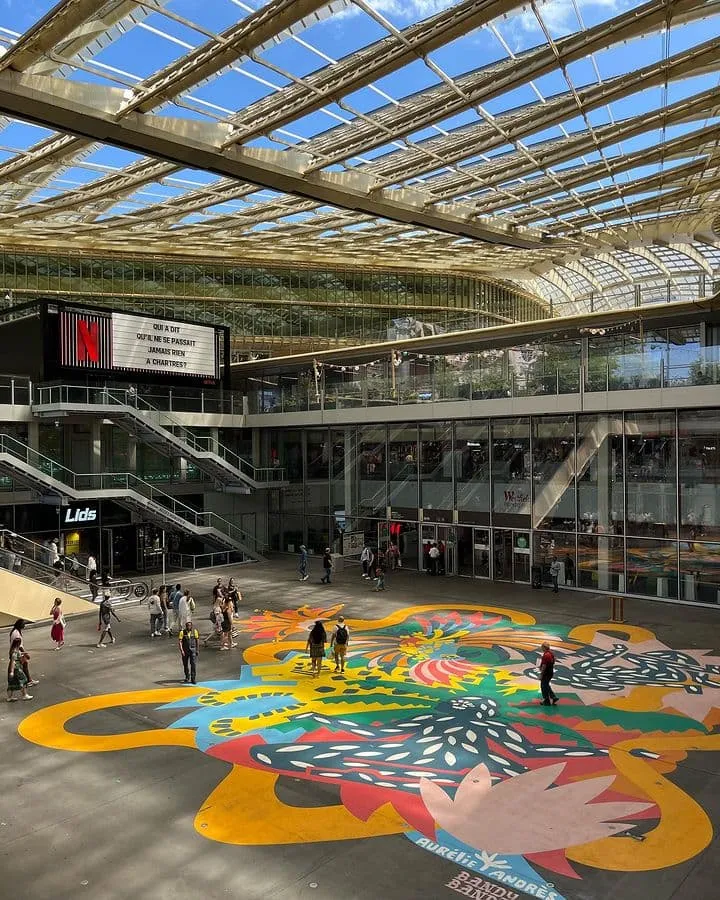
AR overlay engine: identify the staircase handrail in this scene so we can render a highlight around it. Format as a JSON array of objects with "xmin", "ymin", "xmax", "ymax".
[
  {"xmin": 0, "ymin": 435, "xmax": 260, "ymax": 555},
  {"xmin": 34, "ymin": 384, "xmax": 285, "ymax": 483}
]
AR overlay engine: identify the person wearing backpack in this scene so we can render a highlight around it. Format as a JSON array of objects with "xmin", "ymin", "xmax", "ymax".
[
  {"xmin": 147, "ymin": 590, "xmax": 163, "ymax": 637},
  {"xmin": 96, "ymin": 592, "xmax": 121, "ymax": 647},
  {"xmin": 178, "ymin": 620, "xmax": 200, "ymax": 684},
  {"xmin": 330, "ymin": 616, "xmax": 350, "ymax": 673}
]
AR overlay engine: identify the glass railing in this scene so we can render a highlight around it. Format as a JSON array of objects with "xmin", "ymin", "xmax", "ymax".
[
  {"xmin": 586, "ymin": 351, "xmax": 720, "ymax": 392},
  {"xmin": 0, "ymin": 375, "xmax": 32, "ymax": 406},
  {"xmin": 167, "ymin": 550, "xmax": 254, "ymax": 570},
  {"xmin": 250, "ymin": 369, "xmax": 584, "ymax": 413},
  {"xmin": 251, "ymin": 353, "xmax": 720, "ymax": 415},
  {"xmin": 0, "ymin": 434, "xmax": 261, "ymax": 555},
  {"xmin": 34, "ymin": 384, "xmax": 285, "ymax": 483}
]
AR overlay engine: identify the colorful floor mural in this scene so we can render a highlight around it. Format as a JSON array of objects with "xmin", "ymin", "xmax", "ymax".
[{"xmin": 19, "ymin": 603, "xmax": 720, "ymax": 900}]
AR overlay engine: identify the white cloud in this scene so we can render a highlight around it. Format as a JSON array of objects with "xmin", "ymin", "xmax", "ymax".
[
  {"xmin": 338, "ymin": 0, "xmax": 457, "ymax": 22},
  {"xmin": 507, "ymin": 0, "xmax": 625, "ymax": 40}
]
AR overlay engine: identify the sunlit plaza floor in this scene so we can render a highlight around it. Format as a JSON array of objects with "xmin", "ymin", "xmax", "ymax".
[{"xmin": 2, "ymin": 558, "xmax": 719, "ymax": 900}]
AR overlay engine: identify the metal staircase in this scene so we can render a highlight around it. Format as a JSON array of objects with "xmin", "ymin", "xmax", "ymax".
[
  {"xmin": 0, "ymin": 529, "xmax": 148, "ymax": 607},
  {"xmin": 32, "ymin": 384, "xmax": 287, "ymax": 491},
  {"xmin": 0, "ymin": 435, "xmax": 263, "ymax": 559}
]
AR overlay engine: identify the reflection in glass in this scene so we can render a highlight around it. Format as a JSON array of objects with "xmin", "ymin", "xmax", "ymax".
[
  {"xmin": 532, "ymin": 415, "xmax": 576, "ymax": 531},
  {"xmin": 577, "ymin": 414, "xmax": 624, "ymax": 535},
  {"xmin": 626, "ymin": 537, "xmax": 678, "ymax": 599},
  {"xmin": 358, "ymin": 426, "xmax": 386, "ymax": 516},
  {"xmin": 388, "ymin": 425, "xmax": 418, "ymax": 509},
  {"xmin": 420, "ymin": 422, "xmax": 453, "ymax": 511},
  {"xmin": 679, "ymin": 410, "xmax": 720, "ymax": 541},
  {"xmin": 533, "ymin": 531, "xmax": 576, "ymax": 587},
  {"xmin": 577, "ymin": 534, "xmax": 624, "ymax": 591},
  {"xmin": 455, "ymin": 420, "xmax": 490, "ymax": 516},
  {"xmin": 306, "ymin": 429, "xmax": 330, "ymax": 480},
  {"xmin": 492, "ymin": 418, "xmax": 530, "ymax": 522},
  {"xmin": 625, "ymin": 412, "xmax": 676, "ymax": 537},
  {"xmin": 679, "ymin": 540, "xmax": 720, "ymax": 603}
]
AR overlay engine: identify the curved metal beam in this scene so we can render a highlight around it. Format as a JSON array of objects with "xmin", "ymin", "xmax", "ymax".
[{"xmin": 0, "ymin": 71, "xmax": 560, "ymax": 250}]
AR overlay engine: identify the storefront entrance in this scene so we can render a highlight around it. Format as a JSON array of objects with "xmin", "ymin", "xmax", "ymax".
[
  {"xmin": 493, "ymin": 529, "xmax": 531, "ymax": 583},
  {"xmin": 419, "ymin": 523, "xmax": 456, "ymax": 575},
  {"xmin": 458, "ymin": 526, "xmax": 530, "ymax": 582}
]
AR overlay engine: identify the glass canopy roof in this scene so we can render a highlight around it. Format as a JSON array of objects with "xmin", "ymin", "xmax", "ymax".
[{"xmin": 0, "ymin": 0, "xmax": 717, "ymax": 314}]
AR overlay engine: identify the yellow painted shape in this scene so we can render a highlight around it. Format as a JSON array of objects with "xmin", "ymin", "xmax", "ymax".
[
  {"xmin": 19, "ymin": 688, "xmax": 201, "ymax": 752},
  {"xmin": 568, "ymin": 734, "xmax": 720, "ymax": 871},
  {"xmin": 348, "ymin": 603, "xmax": 536, "ymax": 631},
  {"xmin": 195, "ymin": 763, "xmax": 406, "ymax": 845},
  {"xmin": 569, "ymin": 623, "xmax": 657, "ymax": 644},
  {"xmin": 243, "ymin": 641, "xmax": 307, "ymax": 664}
]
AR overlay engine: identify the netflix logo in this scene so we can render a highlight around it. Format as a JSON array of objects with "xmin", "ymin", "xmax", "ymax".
[{"xmin": 59, "ymin": 309, "xmax": 111, "ymax": 369}]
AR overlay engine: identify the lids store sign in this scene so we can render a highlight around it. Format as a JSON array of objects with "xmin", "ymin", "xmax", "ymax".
[{"xmin": 63, "ymin": 505, "xmax": 98, "ymax": 526}]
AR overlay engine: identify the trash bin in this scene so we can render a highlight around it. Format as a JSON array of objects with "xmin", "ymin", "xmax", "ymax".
[{"xmin": 531, "ymin": 565, "xmax": 542, "ymax": 589}]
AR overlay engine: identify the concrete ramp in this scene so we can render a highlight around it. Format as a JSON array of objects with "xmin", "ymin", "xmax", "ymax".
[{"xmin": 0, "ymin": 567, "xmax": 96, "ymax": 626}]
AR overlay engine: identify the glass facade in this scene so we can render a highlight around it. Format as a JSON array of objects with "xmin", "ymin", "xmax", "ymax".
[
  {"xmin": 245, "ymin": 321, "xmax": 720, "ymax": 413},
  {"xmin": 0, "ymin": 248, "xmax": 546, "ymax": 350},
  {"xmin": 262, "ymin": 409, "xmax": 720, "ymax": 606}
]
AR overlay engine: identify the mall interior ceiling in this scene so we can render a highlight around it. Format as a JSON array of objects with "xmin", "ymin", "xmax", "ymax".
[{"xmin": 0, "ymin": 0, "xmax": 718, "ymax": 355}]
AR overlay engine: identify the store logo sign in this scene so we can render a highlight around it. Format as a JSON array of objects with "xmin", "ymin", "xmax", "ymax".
[
  {"xmin": 77, "ymin": 320, "xmax": 99, "ymax": 363},
  {"xmin": 64, "ymin": 507, "xmax": 97, "ymax": 524}
]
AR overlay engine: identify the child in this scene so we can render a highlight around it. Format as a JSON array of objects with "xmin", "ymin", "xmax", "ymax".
[
  {"xmin": 372, "ymin": 566, "xmax": 385, "ymax": 592},
  {"xmin": 49, "ymin": 597, "xmax": 65, "ymax": 649}
]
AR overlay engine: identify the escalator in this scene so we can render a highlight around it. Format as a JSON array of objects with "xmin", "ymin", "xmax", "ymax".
[
  {"xmin": 532, "ymin": 417, "xmax": 617, "ymax": 528},
  {"xmin": 33, "ymin": 384, "xmax": 287, "ymax": 491},
  {"xmin": 0, "ymin": 435, "xmax": 263, "ymax": 559}
]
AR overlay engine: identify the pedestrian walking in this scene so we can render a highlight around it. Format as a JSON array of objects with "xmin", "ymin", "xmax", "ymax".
[
  {"xmin": 428, "ymin": 542, "xmax": 440, "ymax": 576},
  {"xmin": 372, "ymin": 566, "xmax": 385, "ymax": 592},
  {"xmin": 549, "ymin": 557, "xmax": 561, "ymax": 593},
  {"xmin": 387, "ymin": 540, "xmax": 400, "ymax": 570},
  {"xmin": 306, "ymin": 620, "xmax": 326, "ymax": 677},
  {"xmin": 204, "ymin": 595, "xmax": 224, "ymax": 647},
  {"xmin": 219, "ymin": 596, "xmax": 236, "ymax": 650},
  {"xmin": 49, "ymin": 597, "xmax": 65, "ymax": 649},
  {"xmin": 539, "ymin": 642, "xmax": 559, "ymax": 706},
  {"xmin": 9, "ymin": 619, "xmax": 38, "ymax": 686},
  {"xmin": 170, "ymin": 583, "xmax": 183, "ymax": 632},
  {"xmin": 212, "ymin": 577, "xmax": 225, "ymax": 603},
  {"xmin": 86, "ymin": 553, "xmax": 97, "ymax": 581},
  {"xmin": 320, "ymin": 548, "xmax": 333, "ymax": 584},
  {"xmin": 96, "ymin": 592, "xmax": 120, "ymax": 647},
  {"xmin": 227, "ymin": 579, "xmax": 241, "ymax": 617},
  {"xmin": 178, "ymin": 620, "xmax": 200, "ymax": 684},
  {"xmin": 329, "ymin": 616, "xmax": 350, "ymax": 673},
  {"xmin": 298, "ymin": 545, "xmax": 309, "ymax": 581},
  {"xmin": 147, "ymin": 589, "xmax": 163, "ymax": 637},
  {"xmin": 360, "ymin": 544, "xmax": 374, "ymax": 579},
  {"xmin": 89, "ymin": 568, "xmax": 99, "ymax": 602},
  {"xmin": 7, "ymin": 638, "xmax": 33, "ymax": 702},
  {"xmin": 159, "ymin": 586, "xmax": 171, "ymax": 634}
]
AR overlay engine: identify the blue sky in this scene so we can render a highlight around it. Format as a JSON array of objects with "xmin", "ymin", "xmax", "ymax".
[{"xmin": 0, "ymin": 0, "xmax": 718, "ymax": 225}]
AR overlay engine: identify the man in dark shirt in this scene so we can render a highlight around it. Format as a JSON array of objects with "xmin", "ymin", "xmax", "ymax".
[
  {"xmin": 179, "ymin": 620, "xmax": 200, "ymax": 684},
  {"xmin": 320, "ymin": 548, "xmax": 333, "ymax": 584},
  {"xmin": 539, "ymin": 641, "xmax": 559, "ymax": 706}
]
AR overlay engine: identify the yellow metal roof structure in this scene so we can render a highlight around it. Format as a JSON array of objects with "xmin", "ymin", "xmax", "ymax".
[{"xmin": 0, "ymin": 0, "xmax": 718, "ymax": 315}]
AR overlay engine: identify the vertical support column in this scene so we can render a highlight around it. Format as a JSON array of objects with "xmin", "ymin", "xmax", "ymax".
[
  {"xmin": 596, "ymin": 414, "xmax": 611, "ymax": 591},
  {"xmin": 27, "ymin": 420, "xmax": 39, "ymax": 452},
  {"xmin": 252, "ymin": 427, "xmax": 262, "ymax": 468},
  {"xmin": 127, "ymin": 436, "xmax": 137, "ymax": 474},
  {"xmin": 91, "ymin": 420, "xmax": 102, "ymax": 473},
  {"xmin": 344, "ymin": 426, "xmax": 356, "ymax": 529}
]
